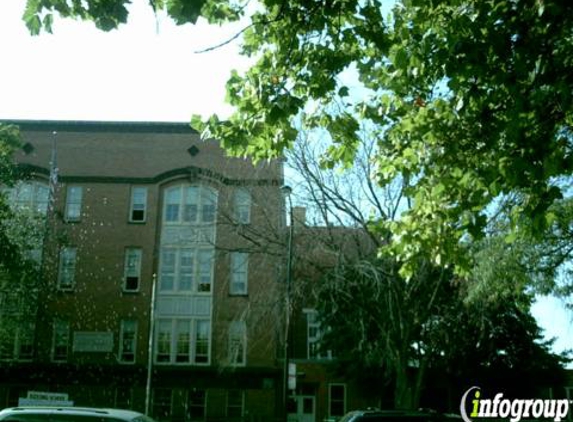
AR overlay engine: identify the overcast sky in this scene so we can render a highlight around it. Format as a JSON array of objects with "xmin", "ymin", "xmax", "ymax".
[
  {"xmin": 0, "ymin": 1, "xmax": 253, "ymax": 122},
  {"xmin": 1, "ymin": 0, "xmax": 572, "ymax": 362}
]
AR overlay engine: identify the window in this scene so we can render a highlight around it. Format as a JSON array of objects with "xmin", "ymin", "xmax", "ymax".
[
  {"xmin": 226, "ymin": 390, "xmax": 244, "ymax": 419},
  {"xmin": 305, "ymin": 309, "xmax": 332, "ymax": 360},
  {"xmin": 228, "ymin": 321, "xmax": 246, "ymax": 366},
  {"xmin": 0, "ymin": 320, "xmax": 34, "ymax": 362},
  {"xmin": 201, "ymin": 188, "xmax": 217, "ymax": 223},
  {"xmin": 329, "ymin": 384, "xmax": 346, "ymax": 418},
  {"xmin": 123, "ymin": 248, "xmax": 142, "ymax": 291},
  {"xmin": 0, "ymin": 328, "xmax": 15, "ymax": 360},
  {"xmin": 156, "ymin": 320, "xmax": 172, "ymax": 363},
  {"xmin": 65, "ymin": 186, "xmax": 82, "ymax": 221},
  {"xmin": 195, "ymin": 320, "xmax": 210, "ymax": 364},
  {"xmin": 58, "ymin": 247, "xmax": 77, "ymax": 290},
  {"xmin": 129, "ymin": 187, "xmax": 147, "ymax": 222},
  {"xmin": 163, "ymin": 185, "xmax": 217, "ymax": 224},
  {"xmin": 52, "ymin": 320, "xmax": 69, "ymax": 362},
  {"xmin": 197, "ymin": 250, "xmax": 213, "ymax": 292},
  {"xmin": 187, "ymin": 389, "xmax": 206, "ymax": 421},
  {"xmin": 179, "ymin": 249, "xmax": 194, "ymax": 291},
  {"xmin": 119, "ymin": 320, "xmax": 137, "ymax": 363},
  {"xmin": 165, "ymin": 188, "xmax": 181, "ymax": 222},
  {"xmin": 155, "ymin": 319, "xmax": 210, "ymax": 365},
  {"xmin": 175, "ymin": 320, "xmax": 191, "ymax": 363},
  {"xmin": 17, "ymin": 322, "xmax": 34, "ymax": 360},
  {"xmin": 0, "ymin": 291, "xmax": 22, "ymax": 316},
  {"xmin": 230, "ymin": 252, "xmax": 248, "ymax": 295},
  {"xmin": 233, "ymin": 188, "xmax": 251, "ymax": 224},
  {"xmin": 159, "ymin": 248, "xmax": 213, "ymax": 293},
  {"xmin": 152, "ymin": 389, "xmax": 172, "ymax": 421},
  {"xmin": 6, "ymin": 181, "xmax": 49, "ymax": 215}
]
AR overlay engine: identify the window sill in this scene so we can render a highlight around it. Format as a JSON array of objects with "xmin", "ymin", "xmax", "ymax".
[
  {"xmin": 57, "ymin": 288, "xmax": 75, "ymax": 292},
  {"xmin": 122, "ymin": 289, "xmax": 140, "ymax": 294}
]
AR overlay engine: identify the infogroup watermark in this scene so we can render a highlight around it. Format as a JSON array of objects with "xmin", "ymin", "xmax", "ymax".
[{"xmin": 460, "ymin": 386, "xmax": 572, "ymax": 422}]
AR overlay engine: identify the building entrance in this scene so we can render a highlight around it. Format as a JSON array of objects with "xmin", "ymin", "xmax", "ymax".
[{"xmin": 287, "ymin": 395, "xmax": 316, "ymax": 422}]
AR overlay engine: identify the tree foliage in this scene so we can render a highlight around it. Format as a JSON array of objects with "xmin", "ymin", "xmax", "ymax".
[
  {"xmin": 317, "ymin": 257, "xmax": 569, "ymax": 408},
  {"xmin": 24, "ymin": 0, "xmax": 573, "ymax": 275},
  {"xmin": 0, "ymin": 124, "xmax": 35, "ymax": 279}
]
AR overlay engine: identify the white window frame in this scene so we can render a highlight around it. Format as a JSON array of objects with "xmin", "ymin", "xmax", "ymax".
[
  {"xmin": 129, "ymin": 186, "xmax": 148, "ymax": 223},
  {"xmin": 119, "ymin": 319, "xmax": 137, "ymax": 363},
  {"xmin": 187, "ymin": 389, "xmax": 207, "ymax": 422},
  {"xmin": 152, "ymin": 388, "xmax": 173, "ymax": 421},
  {"xmin": 163, "ymin": 185, "xmax": 218, "ymax": 224},
  {"xmin": 58, "ymin": 247, "xmax": 77, "ymax": 291},
  {"xmin": 0, "ymin": 328, "xmax": 15, "ymax": 360},
  {"xmin": 16, "ymin": 322, "xmax": 35, "ymax": 361},
  {"xmin": 64, "ymin": 186, "xmax": 83, "ymax": 222},
  {"xmin": 304, "ymin": 309, "xmax": 332, "ymax": 360},
  {"xmin": 154, "ymin": 318, "xmax": 211, "ymax": 365},
  {"xmin": 52, "ymin": 320, "xmax": 70, "ymax": 362},
  {"xmin": 159, "ymin": 248, "xmax": 213, "ymax": 294},
  {"xmin": 328, "ymin": 383, "xmax": 346, "ymax": 418},
  {"xmin": 226, "ymin": 390, "xmax": 245, "ymax": 419},
  {"xmin": 233, "ymin": 188, "xmax": 251, "ymax": 224},
  {"xmin": 123, "ymin": 248, "xmax": 142, "ymax": 292},
  {"xmin": 230, "ymin": 252, "xmax": 248, "ymax": 295},
  {"xmin": 228, "ymin": 321, "xmax": 247, "ymax": 366},
  {"xmin": 7, "ymin": 181, "xmax": 50, "ymax": 215}
]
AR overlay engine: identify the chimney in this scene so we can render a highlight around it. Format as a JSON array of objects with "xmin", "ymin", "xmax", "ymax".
[{"xmin": 292, "ymin": 206, "xmax": 306, "ymax": 229}]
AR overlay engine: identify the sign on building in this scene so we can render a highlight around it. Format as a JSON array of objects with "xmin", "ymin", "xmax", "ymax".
[
  {"xmin": 73, "ymin": 332, "xmax": 114, "ymax": 352},
  {"xmin": 19, "ymin": 391, "xmax": 74, "ymax": 406}
]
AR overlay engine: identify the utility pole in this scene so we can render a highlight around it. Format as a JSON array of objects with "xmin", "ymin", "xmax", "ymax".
[{"xmin": 281, "ymin": 185, "xmax": 294, "ymax": 422}]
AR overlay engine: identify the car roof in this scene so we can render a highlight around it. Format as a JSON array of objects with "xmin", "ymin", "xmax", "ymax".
[
  {"xmin": 0, "ymin": 407, "xmax": 150, "ymax": 421},
  {"xmin": 340, "ymin": 409, "xmax": 462, "ymax": 421}
]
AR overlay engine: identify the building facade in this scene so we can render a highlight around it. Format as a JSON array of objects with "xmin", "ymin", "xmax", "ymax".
[
  {"xmin": 285, "ymin": 214, "xmax": 381, "ymax": 422},
  {"xmin": 0, "ymin": 120, "xmax": 286, "ymax": 421}
]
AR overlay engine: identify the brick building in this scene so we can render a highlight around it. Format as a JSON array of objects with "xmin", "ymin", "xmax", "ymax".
[
  {"xmin": 285, "ymin": 213, "xmax": 381, "ymax": 422},
  {"xmin": 0, "ymin": 120, "xmax": 287, "ymax": 421}
]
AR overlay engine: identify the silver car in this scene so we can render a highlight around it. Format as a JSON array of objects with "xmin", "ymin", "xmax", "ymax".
[{"xmin": 0, "ymin": 407, "xmax": 156, "ymax": 422}]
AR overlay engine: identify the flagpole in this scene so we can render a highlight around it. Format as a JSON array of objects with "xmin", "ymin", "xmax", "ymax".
[
  {"xmin": 39, "ymin": 130, "xmax": 58, "ymax": 277},
  {"xmin": 145, "ymin": 273, "xmax": 157, "ymax": 416}
]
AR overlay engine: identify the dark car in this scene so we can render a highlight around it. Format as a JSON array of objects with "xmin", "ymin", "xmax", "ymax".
[
  {"xmin": 0, "ymin": 407, "xmax": 156, "ymax": 422},
  {"xmin": 338, "ymin": 409, "xmax": 462, "ymax": 422}
]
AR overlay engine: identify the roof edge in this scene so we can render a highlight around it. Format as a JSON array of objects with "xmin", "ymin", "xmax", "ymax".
[{"xmin": 0, "ymin": 119, "xmax": 198, "ymax": 134}]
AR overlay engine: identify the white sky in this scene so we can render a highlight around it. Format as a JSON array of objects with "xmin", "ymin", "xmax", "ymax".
[
  {"xmin": 0, "ymin": 0, "xmax": 572, "ymax": 364},
  {"xmin": 0, "ymin": 1, "xmax": 253, "ymax": 122}
]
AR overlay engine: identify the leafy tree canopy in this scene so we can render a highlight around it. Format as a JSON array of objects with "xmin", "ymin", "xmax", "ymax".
[
  {"xmin": 0, "ymin": 124, "xmax": 42, "ymax": 280},
  {"xmin": 316, "ymin": 256, "xmax": 570, "ymax": 408},
  {"xmin": 24, "ymin": 0, "xmax": 573, "ymax": 276}
]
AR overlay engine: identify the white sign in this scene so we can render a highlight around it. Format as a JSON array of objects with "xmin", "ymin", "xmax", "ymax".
[
  {"xmin": 27, "ymin": 391, "xmax": 69, "ymax": 401},
  {"xmin": 288, "ymin": 362, "xmax": 297, "ymax": 390},
  {"xmin": 19, "ymin": 391, "xmax": 73, "ymax": 407}
]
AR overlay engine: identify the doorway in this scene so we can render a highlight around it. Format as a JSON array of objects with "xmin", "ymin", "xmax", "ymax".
[{"xmin": 287, "ymin": 395, "xmax": 316, "ymax": 422}]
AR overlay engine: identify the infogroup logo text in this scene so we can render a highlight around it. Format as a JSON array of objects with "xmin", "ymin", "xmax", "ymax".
[{"xmin": 460, "ymin": 386, "xmax": 571, "ymax": 422}]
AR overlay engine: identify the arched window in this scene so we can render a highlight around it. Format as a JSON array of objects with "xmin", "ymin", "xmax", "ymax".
[
  {"xmin": 5, "ymin": 181, "xmax": 49, "ymax": 215},
  {"xmin": 163, "ymin": 184, "xmax": 218, "ymax": 224}
]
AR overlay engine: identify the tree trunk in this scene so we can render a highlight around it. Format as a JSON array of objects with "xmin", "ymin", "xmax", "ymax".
[{"xmin": 394, "ymin": 357, "xmax": 425, "ymax": 410}]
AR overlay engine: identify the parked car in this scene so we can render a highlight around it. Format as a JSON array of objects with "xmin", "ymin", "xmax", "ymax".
[
  {"xmin": 338, "ymin": 409, "xmax": 462, "ymax": 422},
  {"xmin": 0, "ymin": 407, "xmax": 156, "ymax": 422}
]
